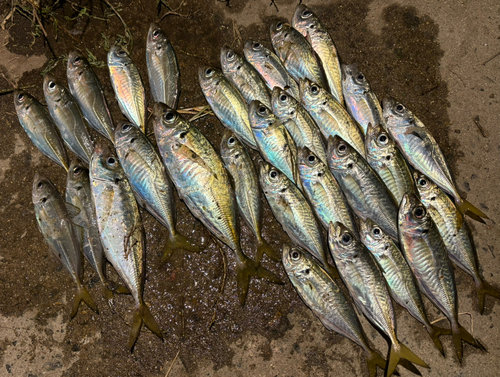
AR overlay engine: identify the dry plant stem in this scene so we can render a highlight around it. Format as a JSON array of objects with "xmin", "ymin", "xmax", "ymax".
[
  {"xmin": 430, "ymin": 312, "xmax": 475, "ymax": 337},
  {"xmin": 209, "ymin": 240, "xmax": 228, "ymax": 330},
  {"xmin": 165, "ymin": 350, "xmax": 180, "ymax": 377}
]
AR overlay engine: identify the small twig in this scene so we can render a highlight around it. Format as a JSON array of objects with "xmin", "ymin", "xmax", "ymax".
[
  {"xmin": 176, "ymin": 48, "xmax": 205, "ymax": 60},
  {"xmin": 231, "ymin": 19, "xmax": 242, "ymax": 48},
  {"xmin": 165, "ymin": 350, "xmax": 180, "ymax": 377},
  {"xmin": 431, "ymin": 312, "xmax": 475, "ymax": 337},
  {"xmin": 450, "ymin": 69, "xmax": 465, "ymax": 88},
  {"xmin": 482, "ymin": 51, "xmax": 500, "ymax": 66},
  {"xmin": 32, "ymin": 8, "xmax": 48, "ymax": 37},
  {"xmin": 0, "ymin": 85, "xmax": 35, "ymax": 95},
  {"xmin": 101, "ymin": 0, "xmax": 133, "ymax": 50},
  {"xmin": 269, "ymin": 0, "xmax": 279, "ymax": 12},
  {"xmin": 159, "ymin": 0, "xmax": 192, "ymax": 20},
  {"xmin": 209, "ymin": 240, "xmax": 227, "ymax": 330},
  {"xmin": 472, "ymin": 115, "xmax": 487, "ymax": 138}
]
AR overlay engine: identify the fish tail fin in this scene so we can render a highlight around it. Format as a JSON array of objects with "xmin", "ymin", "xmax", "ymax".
[
  {"xmin": 128, "ymin": 302, "xmax": 164, "ymax": 352},
  {"xmin": 104, "ymin": 280, "xmax": 131, "ymax": 299},
  {"xmin": 235, "ymin": 255, "xmax": 283, "ymax": 307},
  {"xmin": 71, "ymin": 283, "xmax": 99, "ymax": 319},
  {"xmin": 256, "ymin": 239, "xmax": 280, "ymax": 262},
  {"xmin": 387, "ymin": 342, "xmax": 429, "ymax": 377},
  {"xmin": 323, "ymin": 262, "xmax": 339, "ymax": 279},
  {"xmin": 160, "ymin": 232, "xmax": 201, "ymax": 264},
  {"xmin": 456, "ymin": 198, "xmax": 488, "ymax": 225},
  {"xmin": 451, "ymin": 322, "xmax": 486, "ymax": 362},
  {"xmin": 366, "ymin": 349, "xmax": 387, "ymax": 377},
  {"xmin": 476, "ymin": 279, "xmax": 500, "ymax": 315},
  {"xmin": 425, "ymin": 323, "xmax": 451, "ymax": 356},
  {"xmin": 102, "ymin": 285, "xmax": 114, "ymax": 301}
]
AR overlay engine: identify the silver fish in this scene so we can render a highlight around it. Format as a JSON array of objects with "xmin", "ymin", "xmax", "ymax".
[
  {"xmin": 414, "ymin": 172, "xmax": 500, "ymax": 314},
  {"xmin": 146, "ymin": 23, "xmax": 180, "ymax": 109},
  {"xmin": 221, "ymin": 45, "xmax": 271, "ymax": 108},
  {"xmin": 243, "ymin": 40, "xmax": 300, "ymax": 100},
  {"xmin": 328, "ymin": 135, "xmax": 399, "ymax": 240},
  {"xmin": 198, "ymin": 66, "xmax": 257, "ymax": 149},
  {"xmin": 283, "ymin": 244, "xmax": 387, "ymax": 377},
  {"xmin": 359, "ymin": 218, "xmax": 450, "ymax": 355},
  {"xmin": 220, "ymin": 131, "xmax": 279, "ymax": 261},
  {"xmin": 383, "ymin": 98, "xmax": 487, "ymax": 224},
  {"xmin": 365, "ymin": 123, "xmax": 415, "ymax": 205},
  {"xmin": 329, "ymin": 222, "xmax": 429, "ymax": 377},
  {"xmin": 292, "ymin": 5, "xmax": 343, "ymax": 104},
  {"xmin": 341, "ymin": 63, "xmax": 384, "ymax": 134},
  {"xmin": 398, "ymin": 193, "xmax": 486, "ymax": 362},
  {"xmin": 153, "ymin": 104, "xmax": 282, "ymax": 306},
  {"xmin": 114, "ymin": 121, "xmax": 199, "ymax": 261},
  {"xmin": 14, "ymin": 91, "xmax": 69, "ymax": 171},
  {"xmin": 108, "ymin": 45, "xmax": 147, "ymax": 132},
  {"xmin": 90, "ymin": 144, "xmax": 163, "ymax": 350},
  {"xmin": 297, "ymin": 146, "xmax": 356, "ymax": 234},
  {"xmin": 67, "ymin": 51, "xmax": 115, "ymax": 142},
  {"xmin": 33, "ymin": 173, "xmax": 98, "ymax": 318},
  {"xmin": 260, "ymin": 161, "xmax": 338, "ymax": 278},
  {"xmin": 270, "ymin": 21, "xmax": 328, "ymax": 92},
  {"xmin": 271, "ymin": 86, "xmax": 327, "ymax": 164},
  {"xmin": 249, "ymin": 100, "xmax": 299, "ymax": 186},
  {"xmin": 301, "ymin": 78, "xmax": 366, "ymax": 158},
  {"xmin": 43, "ymin": 74, "xmax": 94, "ymax": 164}
]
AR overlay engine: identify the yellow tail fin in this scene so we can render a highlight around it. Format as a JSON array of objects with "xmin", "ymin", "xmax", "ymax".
[
  {"xmin": 451, "ymin": 322, "xmax": 486, "ymax": 363},
  {"xmin": 387, "ymin": 341, "xmax": 429, "ymax": 377},
  {"xmin": 71, "ymin": 283, "xmax": 99, "ymax": 319},
  {"xmin": 456, "ymin": 197, "xmax": 488, "ymax": 225},
  {"xmin": 128, "ymin": 302, "xmax": 164, "ymax": 352}
]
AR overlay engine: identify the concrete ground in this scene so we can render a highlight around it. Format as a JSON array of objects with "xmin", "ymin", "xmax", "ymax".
[{"xmin": 0, "ymin": 0, "xmax": 498, "ymax": 376}]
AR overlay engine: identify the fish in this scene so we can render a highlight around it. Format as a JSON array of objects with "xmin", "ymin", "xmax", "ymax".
[
  {"xmin": 43, "ymin": 74, "xmax": 94, "ymax": 165},
  {"xmin": 383, "ymin": 98, "xmax": 487, "ymax": 224},
  {"xmin": 243, "ymin": 40, "xmax": 300, "ymax": 100},
  {"xmin": 14, "ymin": 91, "xmax": 69, "ymax": 171},
  {"xmin": 198, "ymin": 66, "xmax": 257, "ymax": 149},
  {"xmin": 114, "ymin": 121, "xmax": 200, "ymax": 261},
  {"xmin": 414, "ymin": 172, "xmax": 500, "ymax": 314},
  {"xmin": 270, "ymin": 21, "xmax": 328, "ymax": 93},
  {"xmin": 398, "ymin": 193, "xmax": 486, "ymax": 362},
  {"xmin": 221, "ymin": 45, "xmax": 271, "ymax": 108},
  {"xmin": 108, "ymin": 45, "xmax": 147, "ymax": 132},
  {"xmin": 297, "ymin": 146, "xmax": 356, "ymax": 234},
  {"xmin": 146, "ymin": 23, "xmax": 180, "ymax": 109},
  {"xmin": 67, "ymin": 51, "xmax": 115, "ymax": 143},
  {"xmin": 259, "ymin": 161, "xmax": 338, "ymax": 278},
  {"xmin": 365, "ymin": 123, "xmax": 415, "ymax": 205},
  {"xmin": 152, "ymin": 103, "xmax": 282, "ymax": 306},
  {"xmin": 359, "ymin": 218, "xmax": 450, "ymax": 355},
  {"xmin": 329, "ymin": 222, "xmax": 429, "ymax": 377},
  {"xmin": 292, "ymin": 5, "xmax": 343, "ymax": 105},
  {"xmin": 327, "ymin": 135, "xmax": 399, "ymax": 240},
  {"xmin": 90, "ymin": 144, "xmax": 163, "ymax": 350},
  {"xmin": 33, "ymin": 173, "xmax": 98, "ymax": 318},
  {"xmin": 341, "ymin": 63, "xmax": 384, "ymax": 134},
  {"xmin": 300, "ymin": 78, "xmax": 366, "ymax": 158},
  {"xmin": 66, "ymin": 160, "xmax": 130, "ymax": 300},
  {"xmin": 282, "ymin": 244, "xmax": 387, "ymax": 377},
  {"xmin": 271, "ymin": 86, "xmax": 327, "ymax": 164},
  {"xmin": 249, "ymin": 100, "xmax": 300, "ymax": 186},
  {"xmin": 220, "ymin": 131, "xmax": 279, "ymax": 261}
]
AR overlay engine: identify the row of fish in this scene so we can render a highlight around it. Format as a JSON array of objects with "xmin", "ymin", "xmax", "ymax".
[{"xmin": 13, "ymin": 2, "xmax": 497, "ymax": 375}]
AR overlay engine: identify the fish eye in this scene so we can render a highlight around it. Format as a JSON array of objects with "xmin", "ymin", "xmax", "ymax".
[
  {"xmin": 122, "ymin": 123, "xmax": 133, "ymax": 131},
  {"xmin": 252, "ymin": 42, "xmax": 261, "ymax": 49},
  {"xmin": 418, "ymin": 178, "xmax": 427, "ymax": 186},
  {"xmin": 269, "ymin": 170, "xmax": 278, "ymax": 179},
  {"xmin": 228, "ymin": 137, "xmax": 236, "ymax": 145},
  {"xmin": 107, "ymin": 157, "xmax": 116, "ymax": 166},
  {"xmin": 372, "ymin": 227, "xmax": 381, "ymax": 236},
  {"xmin": 307, "ymin": 155, "xmax": 315, "ymax": 163},
  {"xmin": 74, "ymin": 56, "xmax": 81, "ymax": 63},
  {"xmin": 378, "ymin": 134, "xmax": 388, "ymax": 144},
  {"xmin": 226, "ymin": 50, "xmax": 234, "ymax": 60},
  {"xmin": 302, "ymin": 9, "xmax": 312, "ymax": 18},
  {"xmin": 341, "ymin": 233, "xmax": 352, "ymax": 245},
  {"xmin": 310, "ymin": 85, "xmax": 319, "ymax": 94},
  {"xmin": 73, "ymin": 166, "xmax": 83, "ymax": 175},
  {"xmin": 290, "ymin": 250, "xmax": 300, "ymax": 261},
  {"xmin": 357, "ymin": 73, "xmax": 365, "ymax": 80},
  {"xmin": 258, "ymin": 106, "xmax": 267, "ymax": 114},
  {"xmin": 164, "ymin": 111, "xmax": 176, "ymax": 122},
  {"xmin": 395, "ymin": 104, "xmax": 404, "ymax": 112},
  {"xmin": 413, "ymin": 206, "xmax": 426, "ymax": 219},
  {"xmin": 118, "ymin": 49, "xmax": 127, "ymax": 56},
  {"xmin": 37, "ymin": 181, "xmax": 43, "ymax": 188},
  {"xmin": 17, "ymin": 93, "xmax": 25, "ymax": 101},
  {"xmin": 48, "ymin": 81, "xmax": 56, "ymax": 89},
  {"xmin": 279, "ymin": 94, "xmax": 288, "ymax": 102},
  {"xmin": 152, "ymin": 29, "xmax": 160, "ymax": 38},
  {"xmin": 179, "ymin": 131, "xmax": 187, "ymax": 138},
  {"xmin": 338, "ymin": 143, "xmax": 347, "ymax": 153},
  {"xmin": 205, "ymin": 68, "xmax": 214, "ymax": 77},
  {"xmin": 276, "ymin": 22, "xmax": 283, "ymax": 30}
]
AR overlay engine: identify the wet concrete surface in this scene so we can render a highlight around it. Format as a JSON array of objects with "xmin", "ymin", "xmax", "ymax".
[{"xmin": 0, "ymin": 0, "xmax": 499, "ymax": 376}]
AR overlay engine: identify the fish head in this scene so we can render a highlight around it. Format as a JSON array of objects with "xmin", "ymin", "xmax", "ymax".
[
  {"xmin": 220, "ymin": 130, "xmax": 243, "ymax": 161},
  {"xmin": 327, "ymin": 135, "xmax": 357, "ymax": 172},
  {"xmin": 413, "ymin": 171, "xmax": 439, "ymax": 202},
  {"xmin": 220, "ymin": 46, "xmax": 243, "ymax": 74},
  {"xmin": 153, "ymin": 102, "xmax": 187, "ymax": 141},
  {"xmin": 107, "ymin": 45, "xmax": 131, "ymax": 67},
  {"xmin": 399, "ymin": 193, "xmax": 432, "ymax": 236},
  {"xmin": 382, "ymin": 97, "xmax": 415, "ymax": 131},
  {"xmin": 365, "ymin": 123, "xmax": 393, "ymax": 157},
  {"xmin": 299, "ymin": 78, "xmax": 328, "ymax": 111},
  {"xmin": 292, "ymin": 4, "xmax": 318, "ymax": 39},
  {"xmin": 13, "ymin": 90, "xmax": 35, "ymax": 114},
  {"xmin": 32, "ymin": 173, "xmax": 58, "ymax": 206},
  {"xmin": 198, "ymin": 66, "xmax": 222, "ymax": 92},
  {"xmin": 297, "ymin": 146, "xmax": 324, "ymax": 178},
  {"xmin": 271, "ymin": 87, "xmax": 297, "ymax": 120},
  {"xmin": 147, "ymin": 23, "xmax": 168, "ymax": 53},
  {"xmin": 359, "ymin": 218, "xmax": 390, "ymax": 254},
  {"xmin": 67, "ymin": 159, "xmax": 90, "ymax": 188},
  {"xmin": 259, "ymin": 161, "xmax": 290, "ymax": 195},
  {"xmin": 90, "ymin": 143, "xmax": 125, "ymax": 184},
  {"xmin": 282, "ymin": 243, "xmax": 315, "ymax": 281},
  {"xmin": 249, "ymin": 100, "xmax": 276, "ymax": 129},
  {"xmin": 269, "ymin": 20, "xmax": 290, "ymax": 46},
  {"xmin": 67, "ymin": 51, "xmax": 90, "ymax": 80},
  {"xmin": 114, "ymin": 121, "xmax": 143, "ymax": 151},
  {"xmin": 243, "ymin": 40, "xmax": 267, "ymax": 64},
  {"xmin": 341, "ymin": 63, "xmax": 370, "ymax": 95},
  {"xmin": 43, "ymin": 74, "xmax": 65, "ymax": 102},
  {"xmin": 328, "ymin": 221, "xmax": 360, "ymax": 259}
]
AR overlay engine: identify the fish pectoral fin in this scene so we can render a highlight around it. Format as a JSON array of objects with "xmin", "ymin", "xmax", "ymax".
[
  {"xmin": 43, "ymin": 131, "xmax": 68, "ymax": 171},
  {"xmin": 128, "ymin": 302, "xmax": 164, "ymax": 352}
]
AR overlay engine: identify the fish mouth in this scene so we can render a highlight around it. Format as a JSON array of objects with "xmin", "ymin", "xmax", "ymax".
[
  {"xmin": 153, "ymin": 102, "xmax": 169, "ymax": 118},
  {"xmin": 328, "ymin": 222, "xmax": 343, "ymax": 244},
  {"xmin": 382, "ymin": 97, "xmax": 396, "ymax": 113},
  {"xmin": 270, "ymin": 86, "xmax": 282, "ymax": 104},
  {"xmin": 281, "ymin": 243, "xmax": 292, "ymax": 267},
  {"xmin": 92, "ymin": 142, "xmax": 111, "ymax": 158},
  {"xmin": 400, "ymin": 193, "xmax": 417, "ymax": 215}
]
